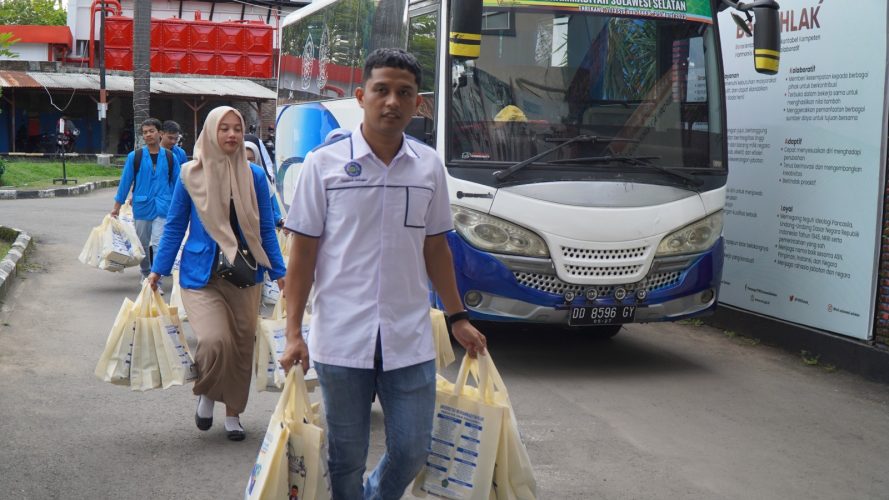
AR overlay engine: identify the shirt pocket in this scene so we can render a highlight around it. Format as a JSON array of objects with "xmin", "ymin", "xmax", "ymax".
[{"xmin": 404, "ymin": 186, "xmax": 433, "ymax": 228}]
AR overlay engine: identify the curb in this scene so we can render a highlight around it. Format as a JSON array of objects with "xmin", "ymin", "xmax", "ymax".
[
  {"xmin": 707, "ymin": 305, "xmax": 889, "ymax": 384},
  {"xmin": 0, "ymin": 226, "xmax": 34, "ymax": 303},
  {"xmin": 0, "ymin": 179, "xmax": 120, "ymax": 200}
]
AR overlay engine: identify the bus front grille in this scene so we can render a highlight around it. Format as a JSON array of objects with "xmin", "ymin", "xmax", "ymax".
[{"xmin": 512, "ymin": 271, "xmax": 681, "ymax": 297}]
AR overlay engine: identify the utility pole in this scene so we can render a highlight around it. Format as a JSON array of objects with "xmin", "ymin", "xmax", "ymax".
[
  {"xmin": 98, "ymin": 0, "xmax": 107, "ymax": 155},
  {"xmin": 133, "ymin": 0, "xmax": 151, "ymax": 148}
]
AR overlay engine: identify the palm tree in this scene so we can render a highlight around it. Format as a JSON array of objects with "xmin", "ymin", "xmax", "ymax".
[
  {"xmin": 604, "ymin": 19, "xmax": 656, "ymax": 101},
  {"xmin": 132, "ymin": 0, "xmax": 151, "ymax": 148}
]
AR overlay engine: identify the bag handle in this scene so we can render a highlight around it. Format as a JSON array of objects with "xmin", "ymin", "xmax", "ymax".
[
  {"xmin": 133, "ymin": 281, "xmax": 171, "ymax": 318},
  {"xmin": 278, "ymin": 366, "xmax": 314, "ymax": 427},
  {"xmin": 272, "ymin": 295, "xmax": 287, "ymax": 321},
  {"xmin": 453, "ymin": 354, "xmax": 495, "ymax": 403}
]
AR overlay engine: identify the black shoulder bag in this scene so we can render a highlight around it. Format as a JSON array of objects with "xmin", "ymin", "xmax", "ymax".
[{"xmin": 215, "ymin": 199, "xmax": 259, "ymax": 288}]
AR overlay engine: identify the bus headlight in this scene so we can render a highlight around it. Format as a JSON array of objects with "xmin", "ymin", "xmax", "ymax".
[
  {"xmin": 452, "ymin": 206, "xmax": 549, "ymax": 258},
  {"xmin": 656, "ymin": 211, "xmax": 723, "ymax": 256}
]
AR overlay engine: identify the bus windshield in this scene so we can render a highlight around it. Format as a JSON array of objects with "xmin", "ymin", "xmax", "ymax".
[{"xmin": 448, "ymin": 11, "xmax": 724, "ymax": 186}]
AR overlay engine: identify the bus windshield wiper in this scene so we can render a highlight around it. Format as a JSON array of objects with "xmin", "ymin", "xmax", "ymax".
[
  {"xmin": 549, "ymin": 154, "xmax": 704, "ymax": 186},
  {"xmin": 493, "ymin": 135, "xmax": 638, "ymax": 181}
]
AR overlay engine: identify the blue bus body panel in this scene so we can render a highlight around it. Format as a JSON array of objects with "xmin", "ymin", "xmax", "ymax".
[{"xmin": 437, "ymin": 232, "xmax": 723, "ymax": 323}]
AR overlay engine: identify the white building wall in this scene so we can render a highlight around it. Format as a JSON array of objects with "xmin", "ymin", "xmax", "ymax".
[
  {"xmin": 66, "ymin": 0, "xmax": 303, "ymax": 56},
  {"xmin": 0, "ymin": 43, "xmax": 49, "ymax": 62}
]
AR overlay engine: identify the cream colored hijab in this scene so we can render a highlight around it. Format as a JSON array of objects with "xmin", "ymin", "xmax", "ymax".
[{"xmin": 181, "ymin": 106, "xmax": 271, "ymax": 268}]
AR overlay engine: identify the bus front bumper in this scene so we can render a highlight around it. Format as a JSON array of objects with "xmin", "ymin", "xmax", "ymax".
[{"xmin": 443, "ymin": 232, "xmax": 723, "ymax": 325}]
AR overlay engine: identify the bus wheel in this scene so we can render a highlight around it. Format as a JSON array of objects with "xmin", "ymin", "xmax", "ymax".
[{"xmin": 568, "ymin": 324, "xmax": 622, "ymax": 340}]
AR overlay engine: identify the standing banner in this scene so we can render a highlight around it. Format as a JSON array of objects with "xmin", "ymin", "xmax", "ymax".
[{"xmin": 718, "ymin": 1, "xmax": 889, "ymax": 339}]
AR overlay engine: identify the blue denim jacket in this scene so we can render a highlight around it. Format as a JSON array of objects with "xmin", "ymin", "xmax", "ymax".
[
  {"xmin": 151, "ymin": 163, "xmax": 287, "ymax": 289},
  {"xmin": 113, "ymin": 146, "xmax": 181, "ymax": 221}
]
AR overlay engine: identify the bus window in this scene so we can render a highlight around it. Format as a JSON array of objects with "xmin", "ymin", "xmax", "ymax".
[
  {"xmin": 278, "ymin": 0, "xmax": 363, "ymax": 104},
  {"xmin": 407, "ymin": 10, "xmax": 437, "ymax": 94},
  {"xmin": 404, "ymin": 8, "xmax": 438, "ymax": 146}
]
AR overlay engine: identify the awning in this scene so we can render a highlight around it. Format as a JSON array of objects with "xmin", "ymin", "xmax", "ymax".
[
  {"xmin": 0, "ymin": 71, "xmax": 276, "ymax": 100},
  {"xmin": 2, "ymin": 26, "xmax": 72, "ymax": 47}
]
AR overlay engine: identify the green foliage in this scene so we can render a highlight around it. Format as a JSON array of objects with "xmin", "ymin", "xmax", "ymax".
[
  {"xmin": 0, "ymin": 160, "xmax": 119, "ymax": 188},
  {"xmin": 0, "ymin": 32, "xmax": 17, "ymax": 58},
  {"xmin": 800, "ymin": 350, "xmax": 820, "ymax": 366},
  {"xmin": 679, "ymin": 318, "xmax": 705, "ymax": 327},
  {"xmin": 0, "ymin": 0, "xmax": 67, "ymax": 26},
  {"xmin": 605, "ymin": 19, "xmax": 657, "ymax": 100},
  {"xmin": 0, "ymin": 156, "xmax": 6, "ymax": 181}
]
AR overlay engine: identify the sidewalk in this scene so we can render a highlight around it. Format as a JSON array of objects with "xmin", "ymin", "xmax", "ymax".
[
  {"xmin": 0, "ymin": 179, "xmax": 119, "ymax": 200},
  {"xmin": 1, "ymin": 180, "xmax": 118, "ymax": 300}
]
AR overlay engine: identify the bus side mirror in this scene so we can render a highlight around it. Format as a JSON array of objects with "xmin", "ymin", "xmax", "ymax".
[
  {"xmin": 752, "ymin": 5, "xmax": 780, "ymax": 75},
  {"xmin": 449, "ymin": 0, "xmax": 482, "ymax": 59},
  {"xmin": 723, "ymin": 0, "xmax": 781, "ymax": 75}
]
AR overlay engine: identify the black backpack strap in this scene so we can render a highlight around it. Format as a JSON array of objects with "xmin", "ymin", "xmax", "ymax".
[
  {"xmin": 133, "ymin": 148, "xmax": 175, "ymax": 189},
  {"xmin": 162, "ymin": 148, "xmax": 174, "ymax": 185},
  {"xmin": 133, "ymin": 148, "xmax": 143, "ymax": 190}
]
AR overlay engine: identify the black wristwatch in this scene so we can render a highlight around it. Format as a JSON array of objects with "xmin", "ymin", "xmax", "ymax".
[{"xmin": 446, "ymin": 310, "xmax": 471, "ymax": 328}]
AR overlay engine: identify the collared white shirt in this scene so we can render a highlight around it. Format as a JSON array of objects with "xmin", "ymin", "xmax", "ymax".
[{"xmin": 285, "ymin": 125, "xmax": 453, "ymax": 370}]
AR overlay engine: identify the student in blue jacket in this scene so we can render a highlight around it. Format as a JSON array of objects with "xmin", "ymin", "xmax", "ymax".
[
  {"xmin": 111, "ymin": 118, "xmax": 181, "ymax": 282},
  {"xmin": 161, "ymin": 120, "xmax": 189, "ymax": 165},
  {"xmin": 147, "ymin": 106, "xmax": 286, "ymax": 441}
]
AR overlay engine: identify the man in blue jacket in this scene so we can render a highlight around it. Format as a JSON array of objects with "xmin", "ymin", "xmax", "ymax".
[
  {"xmin": 161, "ymin": 120, "xmax": 189, "ymax": 165},
  {"xmin": 110, "ymin": 118, "xmax": 181, "ymax": 282}
]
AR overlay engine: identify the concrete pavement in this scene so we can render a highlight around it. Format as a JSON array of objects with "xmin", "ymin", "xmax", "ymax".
[{"xmin": 1, "ymin": 190, "xmax": 888, "ymax": 499}]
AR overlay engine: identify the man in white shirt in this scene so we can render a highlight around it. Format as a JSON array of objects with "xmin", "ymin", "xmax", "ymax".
[{"xmin": 281, "ymin": 48, "xmax": 487, "ymax": 499}]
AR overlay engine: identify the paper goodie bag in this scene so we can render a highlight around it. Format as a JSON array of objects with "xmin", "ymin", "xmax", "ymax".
[
  {"xmin": 245, "ymin": 416, "xmax": 291, "ymax": 500},
  {"xmin": 254, "ymin": 321, "xmax": 275, "ymax": 392},
  {"xmin": 78, "ymin": 223, "xmax": 104, "ymax": 268},
  {"xmin": 99, "ymin": 215, "xmax": 144, "ymax": 270},
  {"xmin": 474, "ymin": 355, "xmax": 537, "ymax": 500},
  {"xmin": 94, "ymin": 297, "xmax": 136, "ymax": 385},
  {"xmin": 257, "ymin": 297, "xmax": 314, "ymax": 392},
  {"xmin": 247, "ymin": 367, "xmax": 327, "ymax": 500},
  {"xmin": 129, "ymin": 283, "xmax": 163, "ymax": 391},
  {"xmin": 169, "ymin": 269, "xmax": 188, "ymax": 322},
  {"xmin": 256, "ymin": 297, "xmax": 287, "ymax": 392},
  {"xmin": 283, "ymin": 368, "xmax": 331, "ymax": 500},
  {"xmin": 146, "ymin": 288, "xmax": 197, "ymax": 388},
  {"xmin": 262, "ymin": 279, "xmax": 281, "ymax": 306},
  {"xmin": 430, "ymin": 308, "xmax": 456, "ymax": 371},
  {"xmin": 414, "ymin": 354, "xmax": 506, "ymax": 500}
]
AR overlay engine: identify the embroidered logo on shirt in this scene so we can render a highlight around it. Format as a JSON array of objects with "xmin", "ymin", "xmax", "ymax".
[{"xmin": 344, "ymin": 162, "xmax": 362, "ymax": 177}]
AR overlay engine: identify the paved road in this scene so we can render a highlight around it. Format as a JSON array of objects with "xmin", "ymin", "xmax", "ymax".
[{"xmin": 2, "ymin": 190, "xmax": 888, "ymax": 499}]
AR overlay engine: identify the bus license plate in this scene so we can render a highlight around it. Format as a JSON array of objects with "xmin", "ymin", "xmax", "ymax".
[{"xmin": 569, "ymin": 305, "xmax": 636, "ymax": 326}]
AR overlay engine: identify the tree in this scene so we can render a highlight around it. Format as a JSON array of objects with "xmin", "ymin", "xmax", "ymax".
[
  {"xmin": 0, "ymin": 0, "xmax": 66, "ymax": 26},
  {"xmin": 0, "ymin": 32, "xmax": 18, "ymax": 58},
  {"xmin": 0, "ymin": 33, "xmax": 18, "ymax": 108},
  {"xmin": 132, "ymin": 0, "xmax": 151, "ymax": 148}
]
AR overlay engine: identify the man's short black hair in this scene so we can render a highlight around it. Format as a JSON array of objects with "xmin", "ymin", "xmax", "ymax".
[
  {"xmin": 363, "ymin": 48, "xmax": 422, "ymax": 89},
  {"xmin": 162, "ymin": 120, "xmax": 181, "ymax": 134},
  {"xmin": 141, "ymin": 118, "xmax": 162, "ymax": 131}
]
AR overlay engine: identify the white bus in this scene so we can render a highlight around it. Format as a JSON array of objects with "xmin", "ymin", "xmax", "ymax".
[{"xmin": 274, "ymin": 0, "xmax": 779, "ymax": 337}]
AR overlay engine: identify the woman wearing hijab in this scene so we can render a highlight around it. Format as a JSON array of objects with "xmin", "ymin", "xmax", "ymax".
[
  {"xmin": 147, "ymin": 106, "xmax": 287, "ymax": 441},
  {"xmin": 245, "ymin": 141, "xmax": 283, "ymax": 226},
  {"xmin": 245, "ymin": 134, "xmax": 284, "ymax": 228},
  {"xmin": 245, "ymin": 133, "xmax": 276, "ymax": 185}
]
